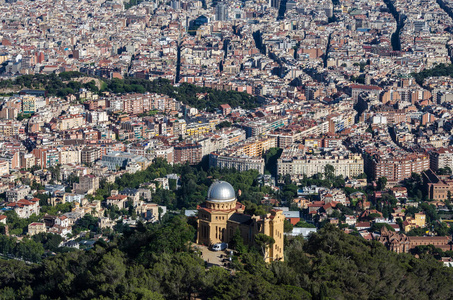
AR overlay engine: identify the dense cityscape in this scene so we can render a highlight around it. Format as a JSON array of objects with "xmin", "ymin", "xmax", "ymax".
[{"xmin": 2, "ymin": 0, "xmax": 453, "ymax": 298}]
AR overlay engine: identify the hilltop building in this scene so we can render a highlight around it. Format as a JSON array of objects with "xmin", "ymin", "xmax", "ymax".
[{"xmin": 197, "ymin": 181, "xmax": 284, "ymax": 262}]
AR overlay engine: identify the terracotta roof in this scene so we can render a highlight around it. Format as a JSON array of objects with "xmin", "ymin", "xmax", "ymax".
[
  {"xmin": 107, "ymin": 195, "xmax": 128, "ymax": 200},
  {"xmin": 356, "ymin": 222, "xmax": 371, "ymax": 228},
  {"xmin": 29, "ymin": 222, "xmax": 45, "ymax": 226},
  {"xmin": 349, "ymin": 84, "xmax": 382, "ymax": 90}
]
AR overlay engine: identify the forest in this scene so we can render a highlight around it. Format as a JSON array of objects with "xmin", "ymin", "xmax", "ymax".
[
  {"xmin": 0, "ymin": 73, "xmax": 259, "ymax": 112},
  {"xmin": 1, "ymin": 220, "xmax": 453, "ymax": 299}
]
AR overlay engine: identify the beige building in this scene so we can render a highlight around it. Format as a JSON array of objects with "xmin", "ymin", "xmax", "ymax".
[
  {"xmin": 58, "ymin": 114, "xmax": 85, "ymax": 130},
  {"xmin": 28, "ymin": 222, "xmax": 46, "ymax": 236},
  {"xmin": 59, "ymin": 149, "xmax": 81, "ymax": 165},
  {"xmin": 403, "ymin": 213, "xmax": 426, "ymax": 232},
  {"xmin": 430, "ymin": 148, "xmax": 453, "ymax": 171},
  {"xmin": 234, "ymin": 136, "xmax": 277, "ymax": 157},
  {"xmin": 136, "ymin": 202, "xmax": 160, "ymax": 221},
  {"xmin": 0, "ymin": 160, "xmax": 9, "ymax": 176},
  {"xmin": 73, "ymin": 174, "xmax": 100, "ymax": 195},
  {"xmin": 106, "ymin": 195, "xmax": 128, "ymax": 209},
  {"xmin": 197, "ymin": 181, "xmax": 284, "ymax": 262},
  {"xmin": 209, "ymin": 153, "xmax": 265, "ymax": 174},
  {"xmin": 277, "ymin": 146, "xmax": 364, "ymax": 179},
  {"xmin": 20, "ymin": 153, "xmax": 36, "ymax": 169}
]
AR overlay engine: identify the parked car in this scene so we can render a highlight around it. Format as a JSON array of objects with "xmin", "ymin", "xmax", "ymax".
[{"xmin": 211, "ymin": 242, "xmax": 228, "ymax": 251}]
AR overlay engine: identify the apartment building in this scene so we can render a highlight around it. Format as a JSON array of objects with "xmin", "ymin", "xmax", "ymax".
[
  {"xmin": 234, "ymin": 136, "xmax": 277, "ymax": 157},
  {"xmin": 173, "ymin": 142, "xmax": 202, "ymax": 165},
  {"xmin": 81, "ymin": 147, "xmax": 101, "ymax": 165},
  {"xmin": 0, "ymin": 159, "xmax": 9, "ymax": 176},
  {"xmin": 6, "ymin": 185, "xmax": 31, "ymax": 202},
  {"xmin": 367, "ymin": 152, "xmax": 430, "ymax": 182},
  {"xmin": 73, "ymin": 174, "xmax": 99, "ymax": 195},
  {"xmin": 209, "ymin": 152, "xmax": 265, "ymax": 173},
  {"xmin": 277, "ymin": 146, "xmax": 364, "ymax": 179},
  {"xmin": 430, "ymin": 147, "xmax": 453, "ymax": 171},
  {"xmin": 58, "ymin": 114, "xmax": 85, "ymax": 130}
]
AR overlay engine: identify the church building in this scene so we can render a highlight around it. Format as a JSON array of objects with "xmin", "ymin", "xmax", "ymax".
[{"xmin": 197, "ymin": 180, "xmax": 285, "ymax": 262}]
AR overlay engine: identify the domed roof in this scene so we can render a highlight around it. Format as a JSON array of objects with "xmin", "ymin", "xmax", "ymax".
[{"xmin": 207, "ymin": 181, "xmax": 236, "ymax": 202}]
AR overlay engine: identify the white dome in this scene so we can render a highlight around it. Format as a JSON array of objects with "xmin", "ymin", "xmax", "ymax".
[{"xmin": 207, "ymin": 181, "xmax": 236, "ymax": 202}]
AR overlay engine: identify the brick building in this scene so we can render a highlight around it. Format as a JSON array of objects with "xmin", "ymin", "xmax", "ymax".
[
  {"xmin": 173, "ymin": 142, "xmax": 202, "ymax": 165},
  {"xmin": 422, "ymin": 169, "xmax": 453, "ymax": 201},
  {"xmin": 376, "ymin": 227, "xmax": 451, "ymax": 253}
]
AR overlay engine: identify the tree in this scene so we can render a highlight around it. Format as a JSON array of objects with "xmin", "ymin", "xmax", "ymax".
[
  {"xmin": 230, "ymin": 228, "xmax": 247, "ymax": 255},
  {"xmin": 264, "ymin": 148, "xmax": 283, "ymax": 175},
  {"xmin": 32, "ymin": 233, "xmax": 62, "ymax": 252},
  {"xmin": 295, "ymin": 221, "xmax": 316, "ymax": 228},
  {"xmin": 377, "ymin": 176, "xmax": 387, "ymax": 190},
  {"xmin": 324, "ymin": 164, "xmax": 335, "ymax": 181},
  {"xmin": 74, "ymin": 214, "xmax": 99, "ymax": 233},
  {"xmin": 254, "ymin": 233, "xmax": 275, "ymax": 261},
  {"xmin": 437, "ymin": 167, "xmax": 452, "ymax": 175},
  {"xmin": 284, "ymin": 219, "xmax": 294, "ymax": 233},
  {"xmin": 370, "ymin": 223, "xmax": 395, "ymax": 233},
  {"xmin": 215, "ymin": 121, "xmax": 232, "ymax": 130}
]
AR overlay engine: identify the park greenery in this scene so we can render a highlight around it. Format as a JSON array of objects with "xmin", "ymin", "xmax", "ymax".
[
  {"xmin": 91, "ymin": 158, "xmax": 274, "ymax": 212},
  {"xmin": 0, "ymin": 73, "xmax": 259, "ymax": 112},
  {"xmin": 411, "ymin": 63, "xmax": 453, "ymax": 86},
  {"xmin": 215, "ymin": 120, "xmax": 232, "ymax": 130},
  {"xmin": 1, "ymin": 221, "xmax": 453, "ymax": 299}
]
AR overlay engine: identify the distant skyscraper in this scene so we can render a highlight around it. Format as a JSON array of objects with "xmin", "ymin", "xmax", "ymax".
[{"xmin": 215, "ymin": 2, "xmax": 228, "ymax": 21}]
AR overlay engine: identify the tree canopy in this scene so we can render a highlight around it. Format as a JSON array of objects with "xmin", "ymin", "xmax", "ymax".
[
  {"xmin": 1, "ymin": 222, "xmax": 453, "ymax": 299},
  {"xmin": 0, "ymin": 74, "xmax": 259, "ymax": 112}
]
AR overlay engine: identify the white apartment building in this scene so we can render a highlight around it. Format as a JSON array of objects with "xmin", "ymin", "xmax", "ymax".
[{"xmin": 277, "ymin": 146, "xmax": 364, "ymax": 179}]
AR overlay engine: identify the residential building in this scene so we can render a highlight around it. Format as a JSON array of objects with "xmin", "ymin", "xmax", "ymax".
[
  {"xmin": 209, "ymin": 152, "xmax": 265, "ymax": 173},
  {"xmin": 73, "ymin": 174, "xmax": 100, "ymax": 194},
  {"xmin": 6, "ymin": 198, "xmax": 40, "ymax": 218},
  {"xmin": 277, "ymin": 146, "xmax": 364, "ymax": 179},
  {"xmin": 430, "ymin": 148, "xmax": 453, "ymax": 171},
  {"xmin": 28, "ymin": 222, "xmax": 46, "ymax": 236},
  {"xmin": 81, "ymin": 147, "xmax": 101, "ymax": 165},
  {"xmin": 6, "ymin": 185, "xmax": 31, "ymax": 202},
  {"xmin": 0, "ymin": 159, "xmax": 9, "ymax": 176},
  {"xmin": 173, "ymin": 142, "xmax": 202, "ymax": 165}
]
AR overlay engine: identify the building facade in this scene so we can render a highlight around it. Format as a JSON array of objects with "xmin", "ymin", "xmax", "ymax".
[
  {"xmin": 209, "ymin": 153, "xmax": 265, "ymax": 174},
  {"xmin": 197, "ymin": 181, "xmax": 284, "ymax": 262},
  {"xmin": 422, "ymin": 169, "xmax": 453, "ymax": 201},
  {"xmin": 277, "ymin": 147, "xmax": 364, "ymax": 179},
  {"xmin": 430, "ymin": 148, "xmax": 453, "ymax": 171},
  {"xmin": 376, "ymin": 227, "xmax": 451, "ymax": 253},
  {"xmin": 173, "ymin": 142, "xmax": 202, "ymax": 165}
]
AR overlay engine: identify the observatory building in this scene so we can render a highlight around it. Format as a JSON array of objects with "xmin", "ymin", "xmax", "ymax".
[{"xmin": 197, "ymin": 180, "xmax": 284, "ymax": 262}]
